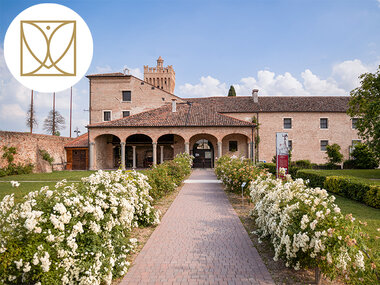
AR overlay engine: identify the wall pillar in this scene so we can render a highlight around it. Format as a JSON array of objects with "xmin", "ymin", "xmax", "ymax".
[
  {"xmin": 132, "ymin": 145, "xmax": 136, "ymax": 169},
  {"xmin": 247, "ymin": 142, "xmax": 251, "ymax": 159},
  {"xmin": 160, "ymin": 145, "xmax": 164, "ymax": 164},
  {"xmin": 217, "ymin": 141, "xmax": 222, "ymax": 159},
  {"xmin": 120, "ymin": 142, "xmax": 126, "ymax": 170},
  {"xmin": 185, "ymin": 141, "xmax": 190, "ymax": 154},
  {"xmin": 89, "ymin": 142, "xmax": 95, "ymax": 170},
  {"xmin": 152, "ymin": 142, "xmax": 157, "ymax": 165}
]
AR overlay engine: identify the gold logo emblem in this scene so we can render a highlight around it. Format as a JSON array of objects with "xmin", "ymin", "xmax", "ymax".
[{"xmin": 20, "ymin": 20, "xmax": 76, "ymax": 76}]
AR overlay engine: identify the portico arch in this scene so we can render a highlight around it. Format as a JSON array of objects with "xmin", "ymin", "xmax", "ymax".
[
  {"xmin": 157, "ymin": 134, "xmax": 185, "ymax": 163},
  {"xmin": 94, "ymin": 134, "xmax": 121, "ymax": 169},
  {"xmin": 126, "ymin": 134, "xmax": 153, "ymax": 168},
  {"xmin": 222, "ymin": 133, "xmax": 250, "ymax": 158},
  {"xmin": 189, "ymin": 133, "xmax": 218, "ymax": 168}
]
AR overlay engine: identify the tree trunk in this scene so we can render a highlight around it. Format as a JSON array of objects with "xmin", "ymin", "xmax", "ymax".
[{"xmin": 315, "ymin": 267, "xmax": 322, "ymax": 285}]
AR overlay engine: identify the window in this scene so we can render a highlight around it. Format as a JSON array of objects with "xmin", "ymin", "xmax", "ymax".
[
  {"xmin": 320, "ymin": 140, "xmax": 328, "ymax": 151},
  {"xmin": 122, "ymin": 111, "xmax": 130, "ymax": 118},
  {"xmin": 288, "ymin": 140, "xmax": 292, "ymax": 151},
  {"xmin": 229, "ymin": 141, "xmax": 238, "ymax": 152},
  {"xmin": 352, "ymin": 118, "xmax": 358, "ymax": 129},
  {"xmin": 122, "ymin": 91, "xmax": 131, "ymax": 102},
  {"xmin": 320, "ymin": 118, "xmax": 328, "ymax": 129},
  {"xmin": 103, "ymin": 111, "xmax": 111, "ymax": 121},
  {"xmin": 283, "ymin": 118, "xmax": 292, "ymax": 129}
]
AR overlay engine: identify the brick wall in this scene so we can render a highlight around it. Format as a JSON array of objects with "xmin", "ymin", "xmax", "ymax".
[
  {"xmin": 0, "ymin": 131, "xmax": 74, "ymax": 172},
  {"xmin": 225, "ymin": 112, "xmax": 360, "ymax": 164},
  {"xmin": 89, "ymin": 76, "xmax": 183, "ymax": 124}
]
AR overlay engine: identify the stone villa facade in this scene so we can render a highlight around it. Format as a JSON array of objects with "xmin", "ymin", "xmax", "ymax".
[{"xmin": 65, "ymin": 57, "xmax": 360, "ymax": 170}]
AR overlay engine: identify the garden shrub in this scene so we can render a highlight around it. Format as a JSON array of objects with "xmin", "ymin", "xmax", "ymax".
[
  {"xmin": 144, "ymin": 153, "xmax": 193, "ymax": 200},
  {"xmin": 0, "ymin": 170, "xmax": 159, "ymax": 285},
  {"xmin": 1, "ymin": 146, "xmax": 34, "ymax": 177},
  {"xmin": 39, "ymin": 149, "xmax": 54, "ymax": 165},
  {"xmin": 296, "ymin": 170, "xmax": 327, "ymax": 188},
  {"xmin": 343, "ymin": 159, "xmax": 356, "ymax": 169},
  {"xmin": 249, "ymin": 173, "xmax": 377, "ymax": 283},
  {"xmin": 297, "ymin": 170, "xmax": 380, "ymax": 209},
  {"xmin": 215, "ymin": 155, "xmax": 263, "ymax": 194},
  {"xmin": 350, "ymin": 143, "xmax": 379, "ymax": 169},
  {"xmin": 257, "ymin": 162, "xmax": 276, "ymax": 175},
  {"xmin": 325, "ymin": 143, "xmax": 343, "ymax": 168},
  {"xmin": 292, "ymin": 160, "xmax": 312, "ymax": 169},
  {"xmin": 324, "ymin": 176, "xmax": 380, "ymax": 209}
]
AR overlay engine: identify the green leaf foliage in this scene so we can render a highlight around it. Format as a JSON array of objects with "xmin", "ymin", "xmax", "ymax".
[{"xmin": 347, "ymin": 65, "xmax": 380, "ymax": 160}]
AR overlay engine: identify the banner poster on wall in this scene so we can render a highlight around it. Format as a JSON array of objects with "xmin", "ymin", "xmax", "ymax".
[{"xmin": 276, "ymin": 132, "xmax": 289, "ymax": 178}]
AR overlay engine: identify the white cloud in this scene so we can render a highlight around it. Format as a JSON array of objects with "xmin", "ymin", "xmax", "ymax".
[
  {"xmin": 178, "ymin": 59, "xmax": 375, "ymax": 97},
  {"xmin": 124, "ymin": 66, "xmax": 143, "ymax": 79},
  {"xmin": 332, "ymin": 59, "xmax": 371, "ymax": 91},
  {"xmin": 378, "ymin": 0, "xmax": 380, "ymax": 7},
  {"xmin": 95, "ymin": 65, "xmax": 113, "ymax": 73},
  {"xmin": 179, "ymin": 76, "xmax": 227, "ymax": 97},
  {"xmin": 0, "ymin": 103, "xmax": 25, "ymax": 119}
]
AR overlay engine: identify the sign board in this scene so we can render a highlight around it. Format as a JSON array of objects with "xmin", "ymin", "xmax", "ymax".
[{"xmin": 276, "ymin": 132, "xmax": 289, "ymax": 178}]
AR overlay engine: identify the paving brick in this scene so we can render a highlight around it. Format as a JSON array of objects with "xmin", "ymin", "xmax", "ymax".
[{"xmin": 121, "ymin": 169, "xmax": 274, "ymax": 284}]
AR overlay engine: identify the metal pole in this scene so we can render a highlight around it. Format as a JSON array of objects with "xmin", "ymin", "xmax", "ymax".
[
  {"xmin": 30, "ymin": 90, "xmax": 33, "ymax": 133},
  {"xmin": 52, "ymin": 92, "xmax": 56, "ymax": 135},
  {"xmin": 70, "ymin": 87, "xmax": 72, "ymax": 138}
]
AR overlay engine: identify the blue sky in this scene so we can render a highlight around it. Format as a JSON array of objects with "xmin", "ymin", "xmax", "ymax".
[{"xmin": 1, "ymin": 0, "xmax": 380, "ymax": 137}]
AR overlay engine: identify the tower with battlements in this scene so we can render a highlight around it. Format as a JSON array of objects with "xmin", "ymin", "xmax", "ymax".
[{"xmin": 144, "ymin": 56, "xmax": 175, "ymax": 93}]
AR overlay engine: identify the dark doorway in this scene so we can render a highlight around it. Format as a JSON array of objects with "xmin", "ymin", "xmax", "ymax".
[
  {"xmin": 192, "ymin": 139, "xmax": 214, "ymax": 168},
  {"xmin": 72, "ymin": 150, "xmax": 87, "ymax": 170}
]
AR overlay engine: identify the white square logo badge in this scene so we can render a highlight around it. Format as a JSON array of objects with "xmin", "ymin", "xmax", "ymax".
[{"xmin": 20, "ymin": 20, "xmax": 76, "ymax": 76}]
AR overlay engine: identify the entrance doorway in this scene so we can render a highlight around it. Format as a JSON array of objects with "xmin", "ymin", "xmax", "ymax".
[
  {"xmin": 72, "ymin": 150, "xmax": 87, "ymax": 170},
  {"xmin": 192, "ymin": 139, "xmax": 214, "ymax": 168}
]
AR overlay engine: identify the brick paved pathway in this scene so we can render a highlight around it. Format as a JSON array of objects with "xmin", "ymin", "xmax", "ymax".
[{"xmin": 121, "ymin": 169, "xmax": 274, "ymax": 285}]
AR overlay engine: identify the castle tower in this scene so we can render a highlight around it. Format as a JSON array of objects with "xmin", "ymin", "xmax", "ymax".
[{"xmin": 144, "ymin": 56, "xmax": 175, "ymax": 93}]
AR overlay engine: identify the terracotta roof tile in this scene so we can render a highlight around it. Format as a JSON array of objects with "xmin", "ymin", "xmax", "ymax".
[
  {"xmin": 88, "ymin": 102, "xmax": 254, "ymax": 128},
  {"xmin": 187, "ymin": 96, "xmax": 350, "ymax": 113},
  {"xmin": 64, "ymin": 133, "xmax": 88, "ymax": 148}
]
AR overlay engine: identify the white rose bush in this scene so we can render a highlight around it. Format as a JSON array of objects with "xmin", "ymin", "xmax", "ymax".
[
  {"xmin": 250, "ymin": 173, "xmax": 378, "ymax": 283},
  {"xmin": 0, "ymin": 170, "xmax": 159, "ymax": 285}
]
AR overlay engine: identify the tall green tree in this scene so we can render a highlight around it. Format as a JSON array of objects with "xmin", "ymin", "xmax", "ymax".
[
  {"xmin": 347, "ymin": 65, "xmax": 380, "ymax": 160},
  {"xmin": 228, "ymin": 85, "xmax": 236, "ymax": 97}
]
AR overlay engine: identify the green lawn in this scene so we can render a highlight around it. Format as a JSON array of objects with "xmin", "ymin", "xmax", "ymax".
[
  {"xmin": 0, "ymin": 170, "xmax": 96, "ymax": 182},
  {"xmin": 333, "ymin": 194, "xmax": 380, "ymax": 260},
  {"xmin": 302, "ymin": 169, "xmax": 380, "ymax": 185},
  {"xmin": 0, "ymin": 171, "xmax": 96, "ymax": 202}
]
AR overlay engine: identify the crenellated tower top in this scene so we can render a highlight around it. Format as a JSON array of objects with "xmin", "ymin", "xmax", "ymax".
[{"xmin": 144, "ymin": 56, "xmax": 175, "ymax": 93}]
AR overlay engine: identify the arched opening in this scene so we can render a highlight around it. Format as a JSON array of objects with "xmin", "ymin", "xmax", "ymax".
[
  {"xmin": 222, "ymin": 133, "xmax": 249, "ymax": 158},
  {"xmin": 190, "ymin": 134, "xmax": 217, "ymax": 168},
  {"xmin": 94, "ymin": 134, "xmax": 121, "ymax": 169},
  {"xmin": 157, "ymin": 134, "xmax": 185, "ymax": 163},
  {"xmin": 126, "ymin": 134, "xmax": 153, "ymax": 168}
]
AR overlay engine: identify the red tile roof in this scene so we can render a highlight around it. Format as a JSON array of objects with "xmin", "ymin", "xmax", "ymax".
[
  {"xmin": 187, "ymin": 96, "xmax": 350, "ymax": 113},
  {"xmin": 88, "ymin": 102, "xmax": 254, "ymax": 128},
  {"xmin": 64, "ymin": 133, "xmax": 88, "ymax": 148}
]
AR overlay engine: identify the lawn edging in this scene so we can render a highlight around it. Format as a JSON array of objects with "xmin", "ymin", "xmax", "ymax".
[{"xmin": 296, "ymin": 170, "xmax": 380, "ymax": 209}]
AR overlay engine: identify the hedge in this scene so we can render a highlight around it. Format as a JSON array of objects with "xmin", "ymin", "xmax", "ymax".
[
  {"xmin": 296, "ymin": 170, "xmax": 380, "ymax": 209},
  {"xmin": 142, "ymin": 153, "xmax": 193, "ymax": 200},
  {"xmin": 258, "ymin": 162, "xmax": 300, "ymax": 179}
]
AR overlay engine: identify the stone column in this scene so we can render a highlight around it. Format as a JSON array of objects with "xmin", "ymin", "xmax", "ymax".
[
  {"xmin": 89, "ymin": 142, "xmax": 95, "ymax": 170},
  {"xmin": 160, "ymin": 145, "xmax": 164, "ymax": 164},
  {"xmin": 247, "ymin": 142, "xmax": 251, "ymax": 159},
  {"xmin": 120, "ymin": 142, "xmax": 126, "ymax": 170},
  {"xmin": 217, "ymin": 141, "xmax": 222, "ymax": 159},
  {"xmin": 152, "ymin": 142, "xmax": 157, "ymax": 165},
  {"xmin": 185, "ymin": 142, "xmax": 190, "ymax": 154},
  {"xmin": 132, "ymin": 146, "xmax": 136, "ymax": 169}
]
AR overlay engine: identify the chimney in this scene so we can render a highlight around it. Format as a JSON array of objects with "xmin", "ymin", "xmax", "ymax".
[
  {"xmin": 172, "ymin": 99, "xmax": 177, "ymax": 112},
  {"xmin": 252, "ymin": 89, "xmax": 259, "ymax": 103}
]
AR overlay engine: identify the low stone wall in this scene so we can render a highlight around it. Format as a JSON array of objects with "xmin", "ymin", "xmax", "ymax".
[{"xmin": 0, "ymin": 131, "xmax": 74, "ymax": 172}]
